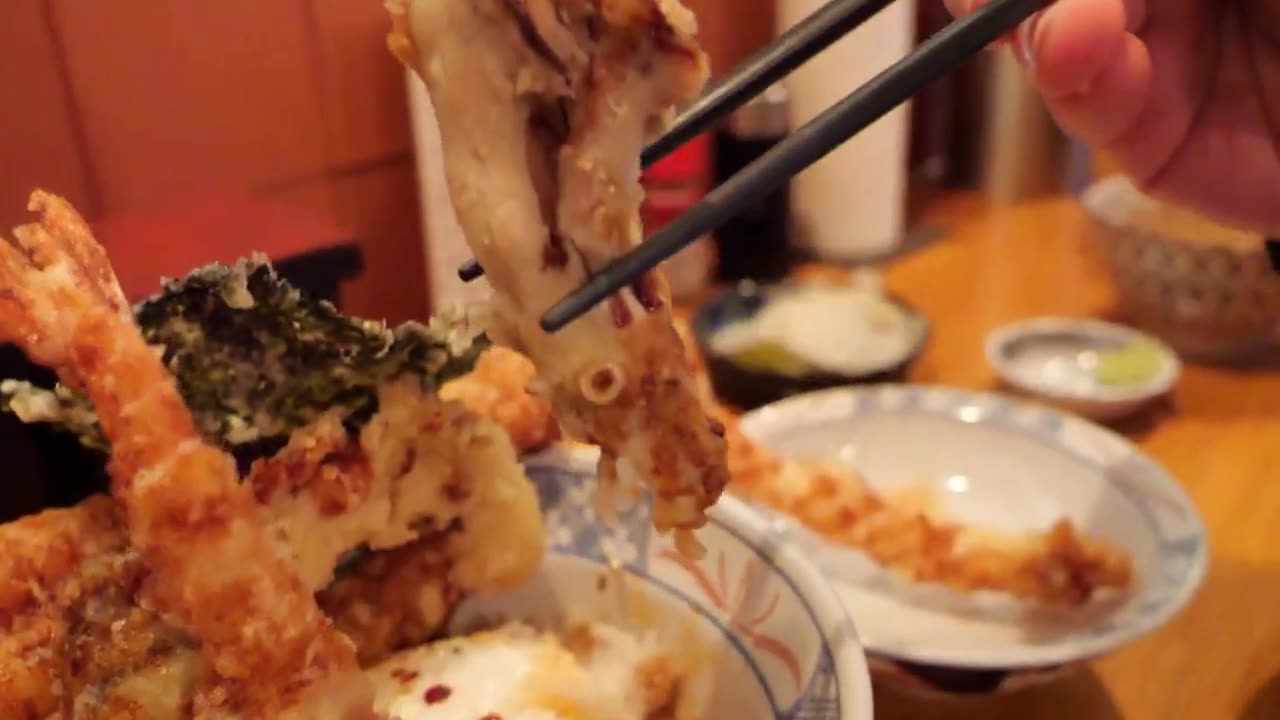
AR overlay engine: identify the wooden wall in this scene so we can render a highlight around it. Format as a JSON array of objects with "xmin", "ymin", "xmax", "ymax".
[
  {"xmin": 685, "ymin": 0, "xmax": 776, "ymax": 75},
  {"xmin": 0, "ymin": 0, "xmax": 425, "ymax": 323}
]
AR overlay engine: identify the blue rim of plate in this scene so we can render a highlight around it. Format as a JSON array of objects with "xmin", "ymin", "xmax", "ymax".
[
  {"xmin": 738, "ymin": 384, "xmax": 1210, "ymax": 670},
  {"xmin": 522, "ymin": 445, "xmax": 875, "ymax": 720}
]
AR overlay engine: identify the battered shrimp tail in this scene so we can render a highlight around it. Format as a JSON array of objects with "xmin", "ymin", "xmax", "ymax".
[{"xmin": 0, "ymin": 191, "xmax": 371, "ymax": 717}]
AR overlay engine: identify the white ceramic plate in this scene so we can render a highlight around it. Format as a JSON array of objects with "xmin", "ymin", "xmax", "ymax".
[
  {"xmin": 456, "ymin": 445, "xmax": 874, "ymax": 720},
  {"xmin": 985, "ymin": 317, "xmax": 1181, "ymax": 421},
  {"xmin": 737, "ymin": 385, "xmax": 1208, "ymax": 672}
]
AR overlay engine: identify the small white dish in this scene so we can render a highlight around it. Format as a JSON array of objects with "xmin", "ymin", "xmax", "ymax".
[
  {"xmin": 984, "ymin": 317, "xmax": 1181, "ymax": 422},
  {"xmin": 471, "ymin": 445, "xmax": 875, "ymax": 720},
  {"xmin": 737, "ymin": 385, "xmax": 1208, "ymax": 695}
]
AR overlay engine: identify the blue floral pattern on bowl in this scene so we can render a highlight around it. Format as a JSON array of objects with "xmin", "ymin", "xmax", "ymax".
[{"xmin": 515, "ymin": 445, "xmax": 872, "ymax": 720}]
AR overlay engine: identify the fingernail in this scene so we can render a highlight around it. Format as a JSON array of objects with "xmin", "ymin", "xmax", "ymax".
[{"xmin": 1014, "ymin": 10, "xmax": 1044, "ymax": 74}]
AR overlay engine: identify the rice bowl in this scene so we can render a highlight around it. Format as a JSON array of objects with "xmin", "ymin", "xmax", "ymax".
[{"xmin": 369, "ymin": 444, "xmax": 874, "ymax": 720}]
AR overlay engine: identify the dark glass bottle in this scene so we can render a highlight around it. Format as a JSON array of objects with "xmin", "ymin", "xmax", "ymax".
[
  {"xmin": 712, "ymin": 84, "xmax": 791, "ymax": 283},
  {"xmin": 641, "ymin": 133, "xmax": 715, "ymax": 301}
]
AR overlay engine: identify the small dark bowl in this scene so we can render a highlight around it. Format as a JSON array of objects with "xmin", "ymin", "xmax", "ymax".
[{"xmin": 691, "ymin": 280, "xmax": 930, "ymax": 411}]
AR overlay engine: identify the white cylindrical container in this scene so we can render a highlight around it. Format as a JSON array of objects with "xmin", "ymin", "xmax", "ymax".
[
  {"xmin": 979, "ymin": 50, "xmax": 1068, "ymax": 204},
  {"xmin": 407, "ymin": 72, "xmax": 493, "ymax": 312},
  {"xmin": 777, "ymin": 0, "xmax": 916, "ymax": 261}
]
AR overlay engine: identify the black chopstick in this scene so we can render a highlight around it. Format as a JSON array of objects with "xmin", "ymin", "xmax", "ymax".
[
  {"xmin": 643, "ymin": 0, "xmax": 898, "ymax": 164},
  {"xmin": 540, "ymin": 0, "xmax": 1053, "ymax": 332},
  {"xmin": 456, "ymin": 0, "xmax": 898, "ymax": 283}
]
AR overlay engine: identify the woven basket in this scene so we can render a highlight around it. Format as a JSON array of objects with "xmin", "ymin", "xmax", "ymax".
[{"xmin": 1080, "ymin": 176, "xmax": 1280, "ymax": 364}]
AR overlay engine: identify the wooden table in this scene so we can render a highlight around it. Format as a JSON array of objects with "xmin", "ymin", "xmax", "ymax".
[{"xmin": 866, "ymin": 197, "xmax": 1280, "ymax": 720}]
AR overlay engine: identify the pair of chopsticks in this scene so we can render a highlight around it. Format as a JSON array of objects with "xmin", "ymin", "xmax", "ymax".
[{"xmin": 459, "ymin": 0, "xmax": 1055, "ymax": 332}]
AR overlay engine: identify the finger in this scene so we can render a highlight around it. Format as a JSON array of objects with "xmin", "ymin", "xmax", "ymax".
[
  {"xmin": 1021, "ymin": 0, "xmax": 1128, "ymax": 97},
  {"xmin": 1043, "ymin": 32, "xmax": 1150, "ymax": 147},
  {"xmin": 942, "ymin": 0, "xmax": 1023, "ymax": 46},
  {"xmin": 942, "ymin": 0, "xmax": 975, "ymax": 19},
  {"xmin": 944, "ymin": 0, "xmax": 1135, "ymax": 53},
  {"xmin": 1123, "ymin": 0, "xmax": 1147, "ymax": 32}
]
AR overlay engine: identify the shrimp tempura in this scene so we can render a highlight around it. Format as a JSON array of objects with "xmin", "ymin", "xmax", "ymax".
[{"xmin": 0, "ymin": 191, "xmax": 372, "ymax": 718}]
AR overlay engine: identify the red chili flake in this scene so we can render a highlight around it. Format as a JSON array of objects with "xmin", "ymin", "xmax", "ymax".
[
  {"xmin": 607, "ymin": 294, "xmax": 633, "ymax": 328},
  {"xmin": 423, "ymin": 684, "xmax": 452, "ymax": 705},
  {"xmin": 542, "ymin": 233, "xmax": 570, "ymax": 270},
  {"xmin": 630, "ymin": 273, "xmax": 663, "ymax": 312},
  {"xmin": 390, "ymin": 668, "xmax": 419, "ymax": 684}
]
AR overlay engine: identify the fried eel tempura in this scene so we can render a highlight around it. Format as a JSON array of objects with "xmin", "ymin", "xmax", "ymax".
[
  {"xmin": 716, "ymin": 411, "xmax": 1132, "ymax": 605},
  {"xmin": 680, "ymin": 317, "xmax": 1132, "ymax": 605},
  {"xmin": 388, "ymin": 0, "xmax": 729, "ymax": 545}
]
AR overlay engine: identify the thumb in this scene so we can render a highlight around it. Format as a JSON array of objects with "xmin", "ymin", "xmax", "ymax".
[{"xmin": 1015, "ymin": 0, "xmax": 1150, "ymax": 149}]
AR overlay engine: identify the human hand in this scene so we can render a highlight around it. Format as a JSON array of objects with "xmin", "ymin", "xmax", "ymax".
[{"xmin": 946, "ymin": 0, "xmax": 1280, "ymax": 235}]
